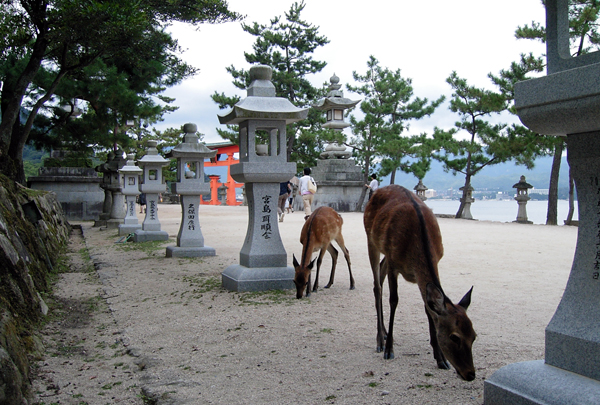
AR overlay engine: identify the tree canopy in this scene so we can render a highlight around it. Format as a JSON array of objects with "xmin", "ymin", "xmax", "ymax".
[
  {"xmin": 211, "ymin": 1, "xmax": 337, "ymax": 168},
  {"xmin": 347, "ymin": 56, "xmax": 444, "ymax": 210},
  {"xmin": 0, "ymin": 0, "xmax": 241, "ymax": 183}
]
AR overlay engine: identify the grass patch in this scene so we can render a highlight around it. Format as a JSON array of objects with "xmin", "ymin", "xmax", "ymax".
[
  {"xmin": 236, "ymin": 289, "xmax": 297, "ymax": 306},
  {"xmin": 115, "ymin": 239, "xmax": 170, "ymax": 255}
]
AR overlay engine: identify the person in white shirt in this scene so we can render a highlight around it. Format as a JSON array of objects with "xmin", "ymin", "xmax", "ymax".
[
  {"xmin": 366, "ymin": 173, "xmax": 378, "ymax": 200},
  {"xmin": 299, "ymin": 167, "xmax": 315, "ymax": 220}
]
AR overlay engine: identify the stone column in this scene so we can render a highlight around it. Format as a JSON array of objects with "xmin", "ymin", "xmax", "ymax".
[{"xmin": 484, "ymin": 1, "xmax": 600, "ymax": 403}]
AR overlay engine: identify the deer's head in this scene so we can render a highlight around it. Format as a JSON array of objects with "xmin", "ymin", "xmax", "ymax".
[
  {"xmin": 292, "ymin": 254, "xmax": 315, "ymax": 299},
  {"xmin": 426, "ymin": 283, "xmax": 476, "ymax": 381}
]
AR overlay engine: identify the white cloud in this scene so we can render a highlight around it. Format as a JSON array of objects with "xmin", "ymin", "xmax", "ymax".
[{"xmin": 157, "ymin": 0, "xmax": 546, "ymax": 143}]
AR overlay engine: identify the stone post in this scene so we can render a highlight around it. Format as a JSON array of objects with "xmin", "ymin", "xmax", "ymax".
[
  {"xmin": 218, "ymin": 184, "xmax": 228, "ymax": 206},
  {"xmin": 484, "ymin": 1, "xmax": 600, "ymax": 403},
  {"xmin": 165, "ymin": 123, "xmax": 217, "ymax": 258},
  {"xmin": 133, "ymin": 140, "xmax": 170, "ymax": 242},
  {"xmin": 512, "ymin": 175, "xmax": 533, "ymax": 224},
  {"xmin": 218, "ymin": 65, "xmax": 308, "ymax": 292},
  {"xmin": 118, "ymin": 154, "xmax": 143, "ymax": 235}
]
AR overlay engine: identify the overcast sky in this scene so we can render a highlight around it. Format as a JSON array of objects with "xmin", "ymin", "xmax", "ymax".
[{"xmin": 157, "ymin": 0, "xmax": 547, "ymax": 144}]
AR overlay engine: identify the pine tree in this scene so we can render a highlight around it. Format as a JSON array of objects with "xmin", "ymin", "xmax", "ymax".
[
  {"xmin": 347, "ymin": 56, "xmax": 444, "ymax": 211},
  {"xmin": 211, "ymin": 1, "xmax": 333, "ymax": 167},
  {"xmin": 432, "ymin": 72, "xmax": 513, "ymax": 218}
]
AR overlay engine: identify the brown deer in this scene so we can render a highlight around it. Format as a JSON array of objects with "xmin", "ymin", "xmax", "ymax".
[
  {"xmin": 293, "ymin": 206, "xmax": 355, "ymax": 299},
  {"xmin": 364, "ymin": 185, "xmax": 476, "ymax": 381}
]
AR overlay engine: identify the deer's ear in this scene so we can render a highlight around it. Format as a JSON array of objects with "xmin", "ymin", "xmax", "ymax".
[
  {"xmin": 426, "ymin": 283, "xmax": 445, "ymax": 315},
  {"xmin": 308, "ymin": 258, "xmax": 316, "ymax": 270},
  {"xmin": 458, "ymin": 286, "xmax": 473, "ymax": 311},
  {"xmin": 293, "ymin": 254, "xmax": 299, "ymax": 268}
]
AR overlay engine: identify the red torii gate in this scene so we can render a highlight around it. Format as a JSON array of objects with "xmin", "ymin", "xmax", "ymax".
[{"xmin": 202, "ymin": 142, "xmax": 243, "ymax": 206}]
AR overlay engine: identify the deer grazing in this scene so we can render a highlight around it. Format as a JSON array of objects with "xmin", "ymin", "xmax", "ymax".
[
  {"xmin": 363, "ymin": 185, "xmax": 476, "ymax": 381},
  {"xmin": 293, "ymin": 206, "xmax": 355, "ymax": 299}
]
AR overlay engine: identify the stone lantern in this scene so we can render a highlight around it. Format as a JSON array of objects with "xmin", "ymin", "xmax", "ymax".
[
  {"xmin": 218, "ymin": 65, "xmax": 308, "ymax": 292},
  {"xmin": 313, "ymin": 73, "xmax": 360, "ymax": 133},
  {"xmin": 414, "ymin": 179, "xmax": 428, "ymax": 201},
  {"xmin": 512, "ymin": 175, "xmax": 533, "ymax": 224},
  {"xmin": 94, "ymin": 148, "xmax": 127, "ymax": 228},
  {"xmin": 484, "ymin": 1, "xmax": 600, "ymax": 403},
  {"xmin": 133, "ymin": 140, "xmax": 170, "ymax": 242},
  {"xmin": 165, "ymin": 123, "xmax": 217, "ymax": 257},
  {"xmin": 117, "ymin": 154, "xmax": 143, "ymax": 235},
  {"xmin": 459, "ymin": 184, "xmax": 474, "ymax": 219},
  {"xmin": 311, "ymin": 74, "xmax": 363, "ymax": 211}
]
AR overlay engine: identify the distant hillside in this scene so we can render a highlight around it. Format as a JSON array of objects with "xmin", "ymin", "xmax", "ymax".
[{"xmin": 381, "ymin": 155, "xmax": 571, "ymax": 193}]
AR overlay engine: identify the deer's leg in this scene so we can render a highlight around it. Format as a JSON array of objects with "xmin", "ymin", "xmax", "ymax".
[
  {"xmin": 425, "ymin": 306, "xmax": 450, "ymax": 369},
  {"xmin": 384, "ymin": 270, "xmax": 399, "ymax": 360},
  {"xmin": 368, "ymin": 244, "xmax": 385, "ymax": 353},
  {"xmin": 380, "ymin": 258, "xmax": 388, "ymax": 339},
  {"xmin": 313, "ymin": 247, "xmax": 328, "ymax": 292},
  {"xmin": 306, "ymin": 272, "xmax": 312, "ymax": 298},
  {"xmin": 335, "ymin": 235, "xmax": 354, "ymax": 290},
  {"xmin": 324, "ymin": 244, "xmax": 338, "ymax": 289}
]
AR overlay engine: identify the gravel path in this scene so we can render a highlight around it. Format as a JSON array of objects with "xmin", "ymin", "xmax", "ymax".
[{"xmin": 31, "ymin": 204, "xmax": 577, "ymax": 405}]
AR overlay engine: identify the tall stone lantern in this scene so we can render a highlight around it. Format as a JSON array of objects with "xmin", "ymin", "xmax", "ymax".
[
  {"xmin": 512, "ymin": 175, "xmax": 533, "ymax": 224},
  {"xmin": 485, "ymin": 1, "xmax": 600, "ymax": 403},
  {"xmin": 118, "ymin": 154, "xmax": 143, "ymax": 235},
  {"xmin": 218, "ymin": 65, "xmax": 308, "ymax": 292},
  {"xmin": 133, "ymin": 140, "xmax": 170, "ymax": 242},
  {"xmin": 313, "ymin": 73, "xmax": 359, "ymax": 133},
  {"xmin": 165, "ymin": 123, "xmax": 217, "ymax": 258}
]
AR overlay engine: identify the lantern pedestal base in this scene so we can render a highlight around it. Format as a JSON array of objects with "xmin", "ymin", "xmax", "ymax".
[
  {"xmin": 484, "ymin": 360, "xmax": 600, "ymax": 405},
  {"xmin": 166, "ymin": 245, "xmax": 215, "ymax": 258},
  {"xmin": 133, "ymin": 230, "xmax": 169, "ymax": 243},
  {"xmin": 221, "ymin": 264, "xmax": 294, "ymax": 292},
  {"xmin": 118, "ymin": 224, "xmax": 142, "ymax": 236}
]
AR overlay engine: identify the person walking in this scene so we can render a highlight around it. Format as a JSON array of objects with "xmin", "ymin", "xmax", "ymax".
[
  {"xmin": 278, "ymin": 180, "xmax": 291, "ymax": 222},
  {"xmin": 299, "ymin": 167, "xmax": 316, "ymax": 220},
  {"xmin": 366, "ymin": 173, "xmax": 379, "ymax": 200}
]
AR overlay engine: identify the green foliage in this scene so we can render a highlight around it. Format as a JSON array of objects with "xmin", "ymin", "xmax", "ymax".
[
  {"xmin": 432, "ymin": 72, "xmax": 517, "ymax": 217},
  {"xmin": 347, "ymin": 56, "xmax": 444, "ymax": 195},
  {"xmin": 0, "ymin": 0, "xmax": 241, "ymax": 182},
  {"xmin": 211, "ymin": 1, "xmax": 332, "ymax": 167}
]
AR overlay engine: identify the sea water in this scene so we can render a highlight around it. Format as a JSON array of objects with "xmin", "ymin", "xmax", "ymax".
[{"xmin": 424, "ymin": 199, "xmax": 578, "ymax": 225}]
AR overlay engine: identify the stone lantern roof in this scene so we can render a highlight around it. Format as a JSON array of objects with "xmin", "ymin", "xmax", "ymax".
[
  {"xmin": 312, "ymin": 73, "xmax": 360, "ymax": 111},
  {"xmin": 218, "ymin": 65, "xmax": 308, "ymax": 125},
  {"xmin": 166, "ymin": 123, "xmax": 216, "ymax": 160},
  {"xmin": 119, "ymin": 154, "xmax": 142, "ymax": 175},
  {"xmin": 512, "ymin": 175, "xmax": 533, "ymax": 190},
  {"xmin": 137, "ymin": 140, "xmax": 169, "ymax": 167}
]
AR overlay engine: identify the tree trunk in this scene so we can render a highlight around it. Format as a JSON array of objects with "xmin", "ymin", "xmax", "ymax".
[
  {"xmin": 390, "ymin": 169, "xmax": 396, "ymax": 185},
  {"xmin": 546, "ymin": 140, "xmax": 563, "ymax": 225},
  {"xmin": 356, "ymin": 172, "xmax": 369, "ymax": 212},
  {"xmin": 565, "ymin": 165, "xmax": 575, "ymax": 225}
]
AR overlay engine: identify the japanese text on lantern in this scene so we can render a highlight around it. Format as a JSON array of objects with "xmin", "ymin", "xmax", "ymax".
[
  {"xmin": 149, "ymin": 200, "xmax": 156, "ymax": 220},
  {"xmin": 261, "ymin": 195, "xmax": 272, "ymax": 239},
  {"xmin": 187, "ymin": 203, "xmax": 195, "ymax": 230},
  {"xmin": 128, "ymin": 200, "xmax": 135, "ymax": 217},
  {"xmin": 594, "ymin": 176, "xmax": 600, "ymax": 280}
]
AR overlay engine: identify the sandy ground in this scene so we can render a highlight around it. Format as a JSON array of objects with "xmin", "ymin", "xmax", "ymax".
[{"xmin": 31, "ymin": 203, "xmax": 578, "ymax": 405}]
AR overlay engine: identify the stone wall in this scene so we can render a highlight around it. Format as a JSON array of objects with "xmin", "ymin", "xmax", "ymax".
[{"xmin": 0, "ymin": 174, "xmax": 71, "ymax": 404}]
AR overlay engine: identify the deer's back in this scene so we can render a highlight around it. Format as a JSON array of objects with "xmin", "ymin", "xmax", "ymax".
[
  {"xmin": 300, "ymin": 206, "xmax": 343, "ymax": 248},
  {"xmin": 364, "ymin": 185, "xmax": 443, "ymax": 283}
]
